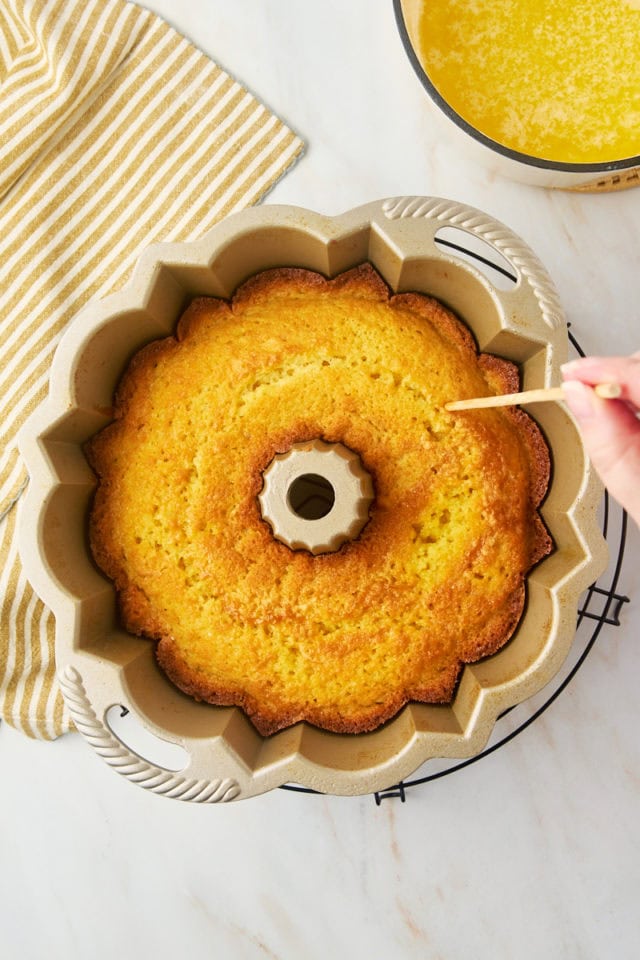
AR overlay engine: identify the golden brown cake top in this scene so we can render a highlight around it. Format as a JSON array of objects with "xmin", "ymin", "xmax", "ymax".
[{"xmin": 87, "ymin": 264, "xmax": 551, "ymax": 735}]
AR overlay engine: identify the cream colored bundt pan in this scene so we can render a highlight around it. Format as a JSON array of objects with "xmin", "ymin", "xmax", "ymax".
[{"xmin": 18, "ymin": 197, "xmax": 607, "ymax": 801}]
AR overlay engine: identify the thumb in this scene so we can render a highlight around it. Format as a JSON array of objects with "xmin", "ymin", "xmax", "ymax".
[{"xmin": 562, "ymin": 379, "xmax": 640, "ymax": 524}]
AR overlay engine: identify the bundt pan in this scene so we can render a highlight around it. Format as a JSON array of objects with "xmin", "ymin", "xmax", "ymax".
[{"xmin": 18, "ymin": 197, "xmax": 607, "ymax": 801}]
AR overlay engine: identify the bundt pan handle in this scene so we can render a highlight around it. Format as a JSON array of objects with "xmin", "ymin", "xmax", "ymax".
[
  {"xmin": 58, "ymin": 665, "xmax": 243, "ymax": 803},
  {"xmin": 365, "ymin": 196, "xmax": 567, "ymax": 372},
  {"xmin": 17, "ymin": 196, "xmax": 608, "ymax": 800}
]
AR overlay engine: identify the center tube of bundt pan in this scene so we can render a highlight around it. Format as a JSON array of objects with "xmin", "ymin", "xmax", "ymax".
[{"xmin": 258, "ymin": 439, "xmax": 374, "ymax": 555}]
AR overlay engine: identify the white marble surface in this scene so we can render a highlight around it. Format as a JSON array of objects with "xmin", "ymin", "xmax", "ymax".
[{"xmin": 2, "ymin": 2, "xmax": 640, "ymax": 957}]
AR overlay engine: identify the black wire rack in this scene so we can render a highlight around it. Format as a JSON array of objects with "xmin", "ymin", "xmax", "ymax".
[{"xmin": 280, "ymin": 323, "xmax": 630, "ymax": 804}]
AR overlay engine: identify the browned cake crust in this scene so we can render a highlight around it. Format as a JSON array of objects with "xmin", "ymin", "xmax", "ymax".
[{"xmin": 87, "ymin": 264, "xmax": 552, "ymax": 736}]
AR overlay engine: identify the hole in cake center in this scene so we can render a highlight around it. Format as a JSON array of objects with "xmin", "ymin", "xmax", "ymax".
[
  {"xmin": 258, "ymin": 440, "xmax": 374, "ymax": 554},
  {"xmin": 287, "ymin": 473, "xmax": 336, "ymax": 520}
]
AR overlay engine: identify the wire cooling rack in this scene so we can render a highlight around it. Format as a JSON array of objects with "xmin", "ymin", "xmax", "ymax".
[{"xmin": 280, "ymin": 242, "xmax": 631, "ymax": 803}]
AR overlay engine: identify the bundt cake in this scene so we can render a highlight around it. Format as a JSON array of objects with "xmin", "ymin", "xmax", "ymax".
[{"xmin": 86, "ymin": 263, "xmax": 552, "ymax": 735}]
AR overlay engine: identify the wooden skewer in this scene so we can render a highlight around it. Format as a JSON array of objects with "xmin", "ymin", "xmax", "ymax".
[{"xmin": 445, "ymin": 381, "xmax": 621, "ymax": 412}]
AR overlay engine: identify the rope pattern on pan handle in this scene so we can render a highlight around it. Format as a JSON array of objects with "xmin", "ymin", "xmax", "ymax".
[
  {"xmin": 382, "ymin": 196, "xmax": 564, "ymax": 331},
  {"xmin": 59, "ymin": 665, "xmax": 241, "ymax": 803}
]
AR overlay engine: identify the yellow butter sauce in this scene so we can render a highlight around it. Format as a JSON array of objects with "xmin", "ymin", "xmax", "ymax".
[{"xmin": 414, "ymin": 0, "xmax": 640, "ymax": 163}]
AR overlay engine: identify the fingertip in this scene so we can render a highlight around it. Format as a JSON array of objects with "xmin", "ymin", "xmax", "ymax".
[
  {"xmin": 562, "ymin": 379, "xmax": 595, "ymax": 419},
  {"xmin": 560, "ymin": 360, "xmax": 580, "ymax": 373},
  {"xmin": 560, "ymin": 360, "xmax": 580, "ymax": 376}
]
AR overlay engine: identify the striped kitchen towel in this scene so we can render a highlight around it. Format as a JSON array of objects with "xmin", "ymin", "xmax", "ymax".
[{"xmin": 0, "ymin": 0, "xmax": 304, "ymax": 739}]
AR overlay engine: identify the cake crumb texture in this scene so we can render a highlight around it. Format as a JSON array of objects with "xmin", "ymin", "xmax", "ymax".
[{"xmin": 87, "ymin": 264, "xmax": 552, "ymax": 735}]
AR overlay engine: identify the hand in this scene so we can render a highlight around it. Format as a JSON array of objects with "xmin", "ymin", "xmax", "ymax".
[{"xmin": 561, "ymin": 353, "xmax": 640, "ymax": 526}]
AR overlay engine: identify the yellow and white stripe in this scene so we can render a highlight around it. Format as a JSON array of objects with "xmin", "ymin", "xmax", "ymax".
[{"xmin": 0, "ymin": 0, "xmax": 304, "ymax": 738}]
